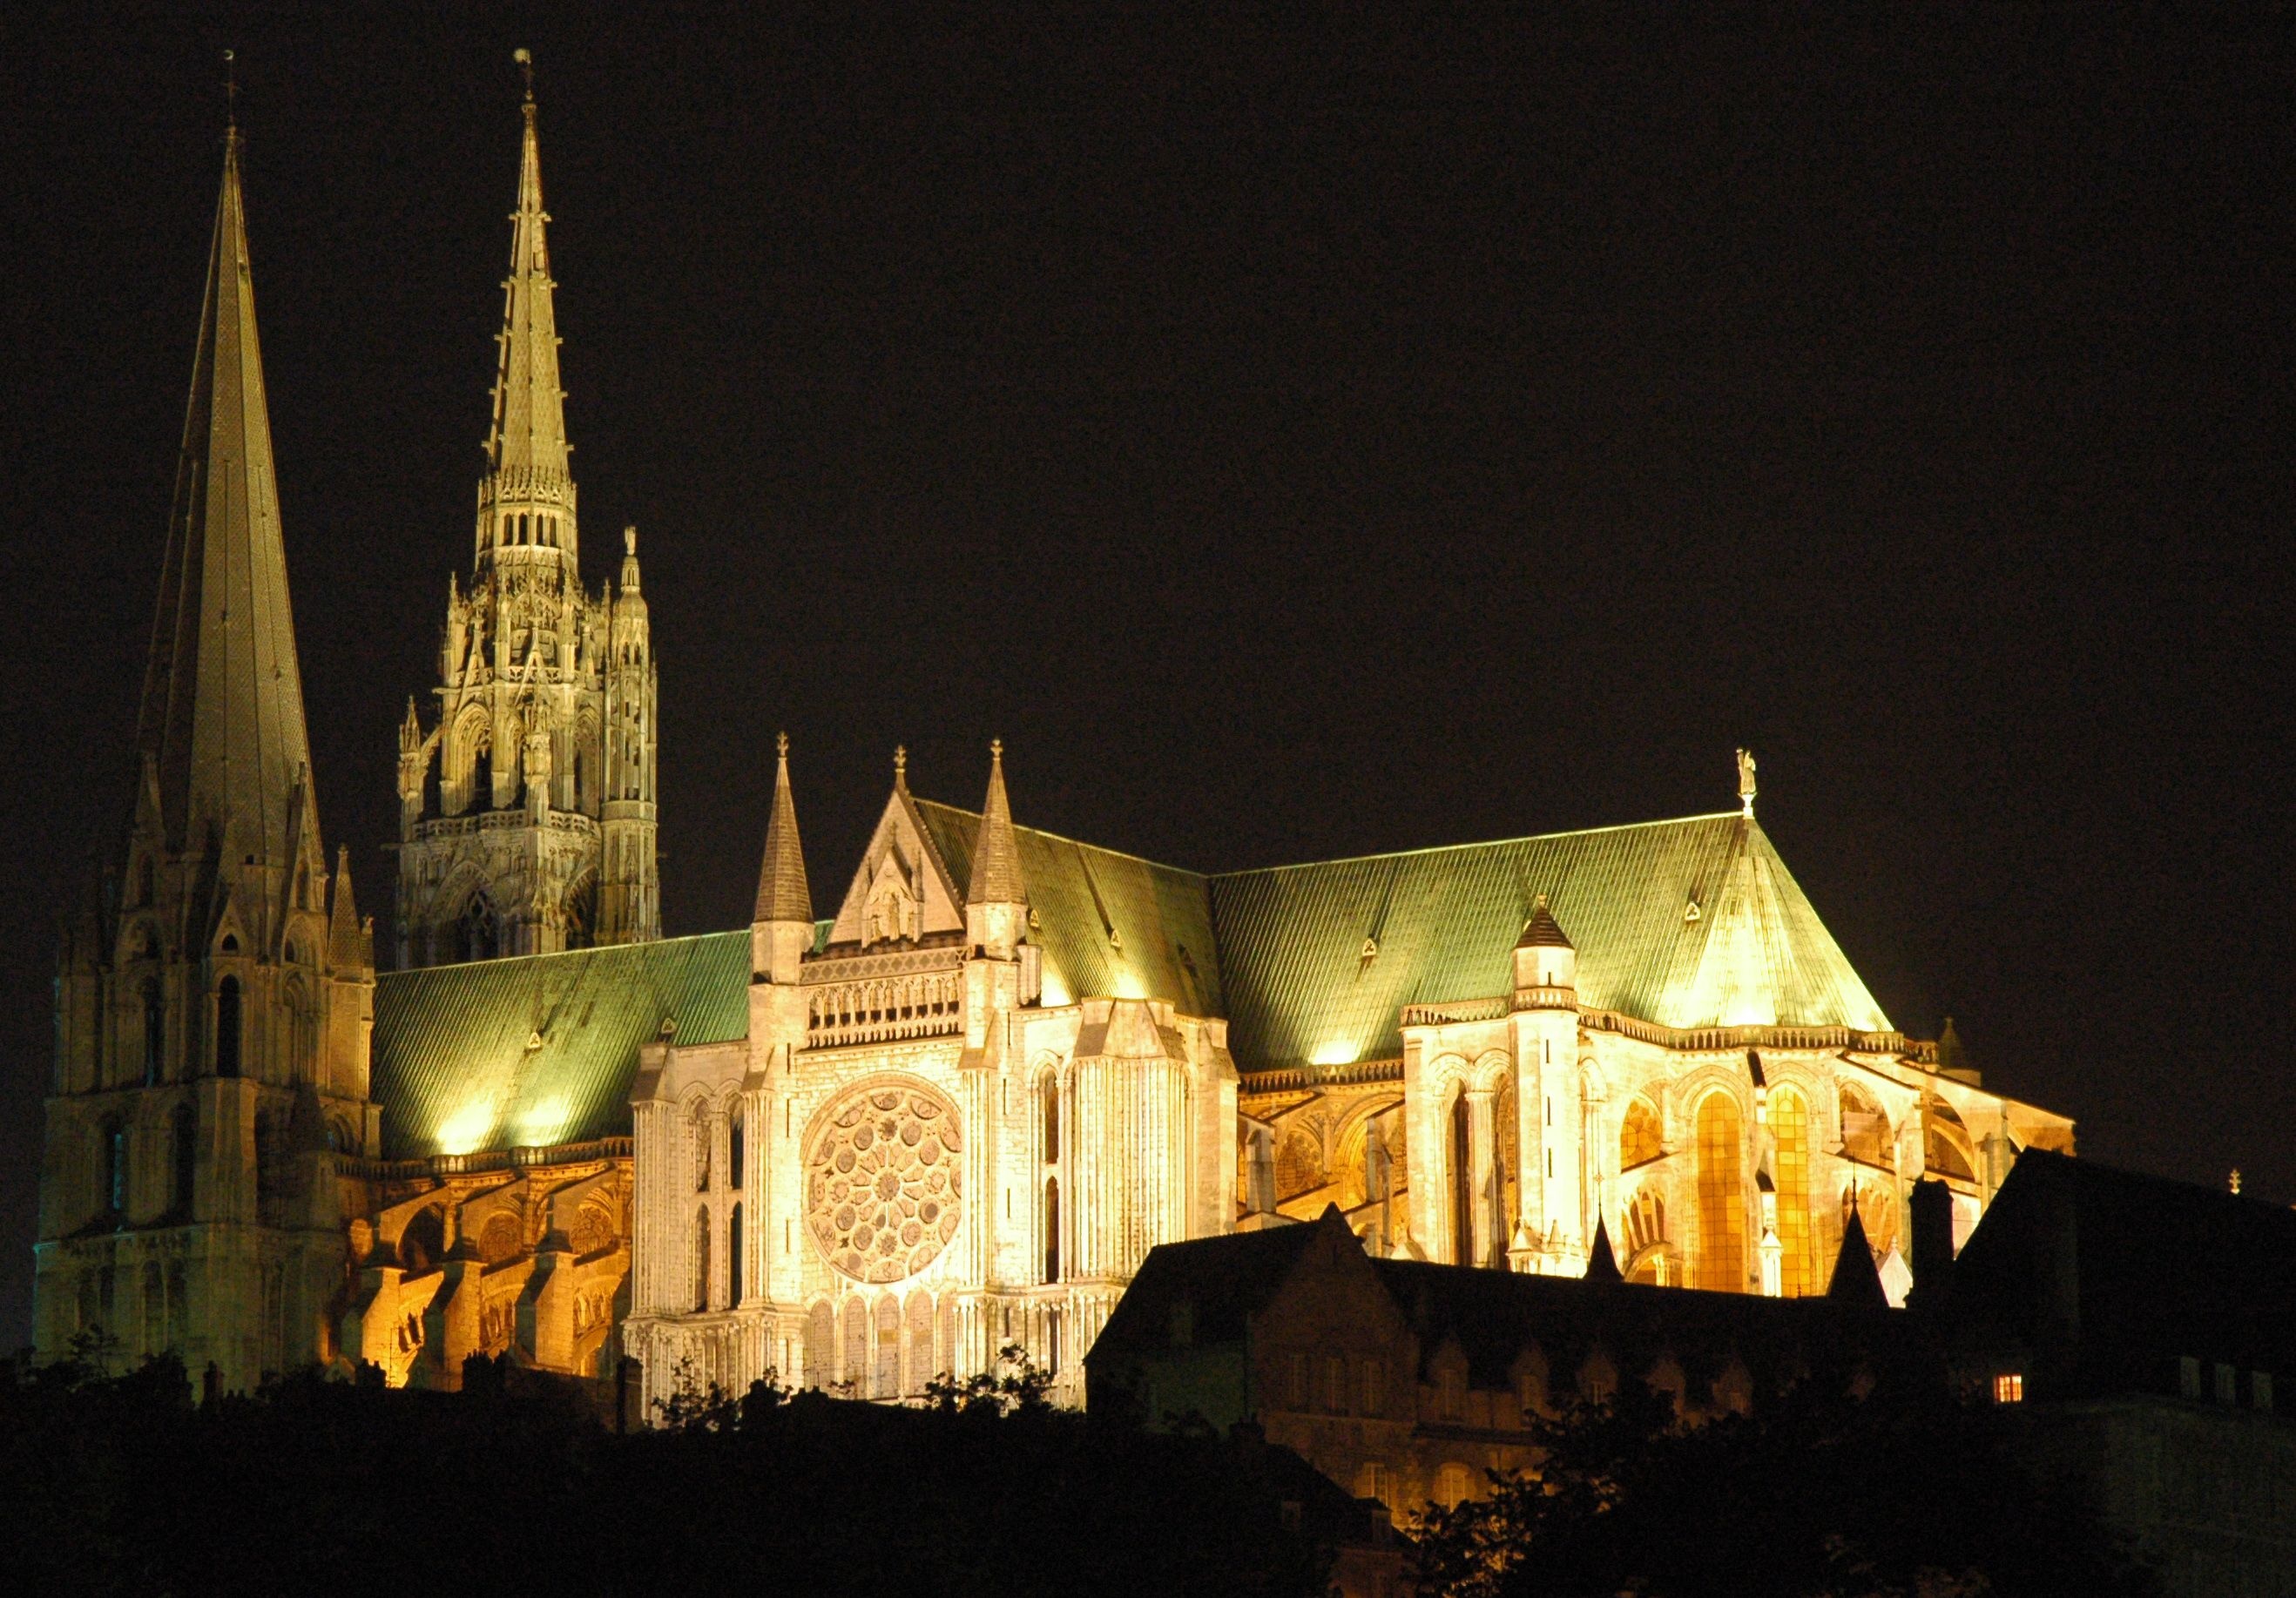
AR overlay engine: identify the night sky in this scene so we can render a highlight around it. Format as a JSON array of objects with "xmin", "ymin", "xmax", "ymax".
[{"xmin": 2, "ymin": 6, "xmax": 2288, "ymax": 1343}]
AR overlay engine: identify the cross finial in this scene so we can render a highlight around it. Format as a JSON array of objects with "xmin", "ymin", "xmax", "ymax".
[
  {"xmin": 514, "ymin": 47, "xmax": 535, "ymax": 105},
  {"xmin": 776, "ymin": 731, "xmax": 789, "ymax": 759},
  {"xmin": 222, "ymin": 49, "xmax": 238, "ymax": 138},
  {"xmin": 2232, "ymin": 1169, "xmax": 2243, "ymax": 1196},
  {"xmin": 894, "ymin": 745, "xmax": 907, "ymax": 779}
]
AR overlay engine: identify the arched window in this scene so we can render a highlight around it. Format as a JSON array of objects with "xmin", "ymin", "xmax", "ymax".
[
  {"xmin": 842, "ymin": 1299, "xmax": 868, "ymax": 1390},
  {"xmin": 874, "ymin": 1296, "xmax": 901, "ymax": 1398},
  {"xmin": 141, "ymin": 978, "xmax": 165, "ymax": 1085},
  {"xmin": 907, "ymin": 1292, "xmax": 935, "ymax": 1390},
  {"xmin": 282, "ymin": 976, "xmax": 316, "ymax": 1080},
  {"xmin": 1773, "ymin": 1086, "xmax": 1818, "ymax": 1298},
  {"xmin": 133, "ymin": 856, "xmax": 154, "ymax": 907},
  {"xmin": 102, "ymin": 1121, "xmax": 127, "ymax": 1217},
  {"xmin": 727, "ymin": 1103, "xmax": 745, "ymax": 1190},
  {"xmin": 1449, "ymin": 1092, "xmax": 1474, "ymax": 1265},
  {"xmin": 1041, "ymin": 1076, "xmax": 1060, "ymax": 1163},
  {"xmin": 452, "ymin": 891, "xmax": 497, "ymax": 963},
  {"xmin": 1043, "ymin": 1177, "xmax": 1061, "ymax": 1283},
  {"xmin": 170, "ymin": 1104, "xmax": 196, "ymax": 1217},
  {"xmin": 728, "ymin": 1203, "xmax": 744, "ymax": 1304},
  {"xmin": 691, "ymin": 1106, "xmax": 712, "ymax": 1193},
  {"xmin": 693, "ymin": 1206, "xmax": 712, "ymax": 1312},
  {"xmin": 1694, "ymin": 1093, "xmax": 1746, "ymax": 1292},
  {"xmin": 214, "ymin": 977, "xmax": 241, "ymax": 1077},
  {"xmin": 1619, "ymin": 1098, "xmax": 1663, "ymax": 1170},
  {"xmin": 1840, "ymin": 1083, "xmax": 1890, "ymax": 1166},
  {"xmin": 564, "ymin": 873, "xmax": 597, "ymax": 953},
  {"xmin": 804, "ymin": 1302, "xmax": 834, "ymax": 1387},
  {"xmin": 399, "ymin": 1206, "xmax": 445, "ymax": 1273}
]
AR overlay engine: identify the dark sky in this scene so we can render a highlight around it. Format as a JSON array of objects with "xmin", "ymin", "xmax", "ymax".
[{"xmin": 1, "ymin": 4, "xmax": 2289, "ymax": 1344}]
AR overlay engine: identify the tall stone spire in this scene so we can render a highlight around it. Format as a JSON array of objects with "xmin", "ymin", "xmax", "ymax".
[
  {"xmin": 478, "ymin": 56, "xmax": 576, "ymax": 564},
  {"xmin": 966, "ymin": 739, "xmax": 1026, "ymax": 908},
  {"xmin": 134, "ymin": 126, "xmax": 314, "ymax": 865},
  {"xmin": 753, "ymin": 733, "xmax": 813, "ymax": 925}
]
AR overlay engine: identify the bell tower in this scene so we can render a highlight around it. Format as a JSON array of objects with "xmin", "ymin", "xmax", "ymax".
[
  {"xmin": 395, "ymin": 56, "xmax": 660, "ymax": 964},
  {"xmin": 35, "ymin": 124, "xmax": 378, "ymax": 1390}
]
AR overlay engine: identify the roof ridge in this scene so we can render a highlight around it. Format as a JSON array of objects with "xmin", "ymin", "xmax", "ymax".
[{"xmin": 1209, "ymin": 812, "xmax": 1748, "ymax": 880}]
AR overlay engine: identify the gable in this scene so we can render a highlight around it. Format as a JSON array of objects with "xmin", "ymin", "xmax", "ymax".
[{"xmin": 827, "ymin": 788, "xmax": 967, "ymax": 947}]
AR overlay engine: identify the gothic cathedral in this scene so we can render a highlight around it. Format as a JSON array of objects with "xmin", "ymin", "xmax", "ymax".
[{"xmin": 37, "ymin": 78, "xmax": 2078, "ymax": 1417}]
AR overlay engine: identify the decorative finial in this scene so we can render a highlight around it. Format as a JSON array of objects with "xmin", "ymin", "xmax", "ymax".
[
  {"xmin": 776, "ymin": 731, "xmax": 789, "ymax": 759},
  {"xmin": 624, "ymin": 526, "xmax": 637, "ymax": 556},
  {"xmin": 990, "ymin": 738, "xmax": 1003, "ymax": 762},
  {"xmin": 514, "ymin": 47, "xmax": 535, "ymax": 104},
  {"xmin": 1736, "ymin": 746, "xmax": 1758, "ymax": 818},
  {"xmin": 894, "ymin": 745, "xmax": 907, "ymax": 779},
  {"xmin": 2231, "ymin": 1169, "xmax": 2243, "ymax": 1196},
  {"xmin": 222, "ymin": 49, "xmax": 238, "ymax": 137}
]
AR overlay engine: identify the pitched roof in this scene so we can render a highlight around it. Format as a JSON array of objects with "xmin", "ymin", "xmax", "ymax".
[
  {"xmin": 135, "ymin": 131, "xmax": 315, "ymax": 864},
  {"xmin": 1209, "ymin": 812, "xmax": 1889, "ymax": 1069},
  {"xmin": 912, "ymin": 801, "xmax": 1222, "ymax": 1015},
  {"xmin": 1952, "ymin": 1150, "xmax": 2296, "ymax": 1382},
  {"xmin": 1516, "ymin": 893, "xmax": 1574, "ymax": 951},
  {"xmin": 372, "ymin": 931, "xmax": 750, "ymax": 1158},
  {"xmin": 1089, "ymin": 1221, "xmax": 1323, "ymax": 1356}
]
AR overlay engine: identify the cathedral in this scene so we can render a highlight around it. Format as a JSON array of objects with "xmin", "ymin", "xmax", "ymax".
[{"xmin": 32, "ymin": 83, "xmax": 2076, "ymax": 1413}]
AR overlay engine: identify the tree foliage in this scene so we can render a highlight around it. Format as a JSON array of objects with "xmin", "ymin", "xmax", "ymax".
[{"xmin": 1410, "ymin": 1374, "xmax": 2158, "ymax": 1598}]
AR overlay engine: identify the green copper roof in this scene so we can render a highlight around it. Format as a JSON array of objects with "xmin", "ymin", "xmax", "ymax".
[
  {"xmin": 372, "ymin": 930, "xmax": 751, "ymax": 1158},
  {"xmin": 371, "ymin": 811, "xmax": 1887, "ymax": 1157},
  {"xmin": 912, "ymin": 800, "xmax": 1222, "ymax": 1016},
  {"xmin": 1206, "ymin": 813, "xmax": 1889, "ymax": 1070}
]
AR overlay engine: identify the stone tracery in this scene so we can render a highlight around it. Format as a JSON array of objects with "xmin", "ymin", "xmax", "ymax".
[{"xmin": 806, "ymin": 1082, "xmax": 962, "ymax": 1284}]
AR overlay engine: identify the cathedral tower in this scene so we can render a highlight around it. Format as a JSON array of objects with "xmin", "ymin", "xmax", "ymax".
[
  {"xmin": 35, "ymin": 126, "xmax": 377, "ymax": 1389},
  {"xmin": 395, "ymin": 69, "xmax": 660, "ymax": 965}
]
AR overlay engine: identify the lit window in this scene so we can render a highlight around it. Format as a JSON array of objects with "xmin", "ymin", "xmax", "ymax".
[
  {"xmin": 2179, "ymin": 1356, "xmax": 2202, "ymax": 1399},
  {"xmin": 1439, "ymin": 1367, "xmax": 1464, "ymax": 1421},
  {"xmin": 2216, "ymin": 1364, "xmax": 2238, "ymax": 1406},
  {"xmin": 1435, "ymin": 1463, "xmax": 1473, "ymax": 1508},
  {"xmin": 2254, "ymin": 1372, "xmax": 2275, "ymax": 1413},
  {"xmin": 1361, "ymin": 1359, "xmax": 1383, "ymax": 1416},
  {"xmin": 1993, "ymin": 1372, "xmax": 2023, "ymax": 1405},
  {"xmin": 1355, "ymin": 1461, "xmax": 1390, "ymax": 1504}
]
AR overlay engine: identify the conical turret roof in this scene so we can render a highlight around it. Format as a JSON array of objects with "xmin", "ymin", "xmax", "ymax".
[
  {"xmin": 133, "ymin": 130, "xmax": 316, "ymax": 866},
  {"xmin": 965, "ymin": 740, "xmax": 1026, "ymax": 907},
  {"xmin": 1516, "ymin": 892, "xmax": 1573, "ymax": 950},
  {"xmin": 753, "ymin": 734, "xmax": 813, "ymax": 924}
]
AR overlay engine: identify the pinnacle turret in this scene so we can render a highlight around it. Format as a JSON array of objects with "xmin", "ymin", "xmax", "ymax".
[
  {"xmin": 134, "ymin": 128, "xmax": 315, "ymax": 867},
  {"xmin": 966, "ymin": 739, "xmax": 1026, "ymax": 908},
  {"xmin": 753, "ymin": 734, "xmax": 812, "ymax": 925}
]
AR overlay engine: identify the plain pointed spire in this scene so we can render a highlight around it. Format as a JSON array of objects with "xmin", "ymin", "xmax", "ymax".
[
  {"xmin": 753, "ymin": 733, "xmax": 813, "ymax": 924},
  {"xmin": 483, "ymin": 55, "xmax": 571, "ymax": 500},
  {"xmin": 134, "ymin": 125, "xmax": 314, "ymax": 864},
  {"xmin": 966, "ymin": 739, "xmax": 1026, "ymax": 907}
]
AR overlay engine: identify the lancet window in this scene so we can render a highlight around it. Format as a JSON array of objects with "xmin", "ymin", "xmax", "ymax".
[{"xmin": 1693, "ymin": 1092, "xmax": 1746, "ymax": 1292}]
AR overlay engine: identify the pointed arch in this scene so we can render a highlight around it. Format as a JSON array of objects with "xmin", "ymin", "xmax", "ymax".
[
  {"xmin": 1693, "ymin": 1091, "xmax": 1746, "ymax": 1292},
  {"xmin": 1619, "ymin": 1096, "xmax": 1664, "ymax": 1170},
  {"xmin": 1773, "ymin": 1084, "xmax": 1818, "ymax": 1298}
]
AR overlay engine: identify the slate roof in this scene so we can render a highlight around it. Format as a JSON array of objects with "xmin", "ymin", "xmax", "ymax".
[
  {"xmin": 1090, "ymin": 1222, "xmax": 1325, "ymax": 1355},
  {"xmin": 372, "ymin": 931, "xmax": 751, "ymax": 1158},
  {"xmin": 1949, "ymin": 1150, "xmax": 2296, "ymax": 1388}
]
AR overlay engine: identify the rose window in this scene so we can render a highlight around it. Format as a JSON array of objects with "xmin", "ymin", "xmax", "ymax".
[{"xmin": 806, "ymin": 1082, "xmax": 962, "ymax": 1284}]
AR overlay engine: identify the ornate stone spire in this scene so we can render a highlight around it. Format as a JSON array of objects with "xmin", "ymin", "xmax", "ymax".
[
  {"xmin": 479, "ymin": 52, "xmax": 575, "ymax": 560},
  {"xmin": 966, "ymin": 739, "xmax": 1026, "ymax": 908},
  {"xmin": 753, "ymin": 733, "xmax": 812, "ymax": 925},
  {"xmin": 134, "ymin": 126, "xmax": 315, "ymax": 865}
]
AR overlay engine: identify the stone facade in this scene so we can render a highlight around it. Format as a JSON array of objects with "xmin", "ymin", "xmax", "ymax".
[{"xmin": 622, "ymin": 747, "xmax": 1237, "ymax": 1409}]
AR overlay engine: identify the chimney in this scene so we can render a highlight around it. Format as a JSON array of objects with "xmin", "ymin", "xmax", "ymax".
[{"xmin": 1907, "ymin": 1178, "xmax": 1955, "ymax": 1311}]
